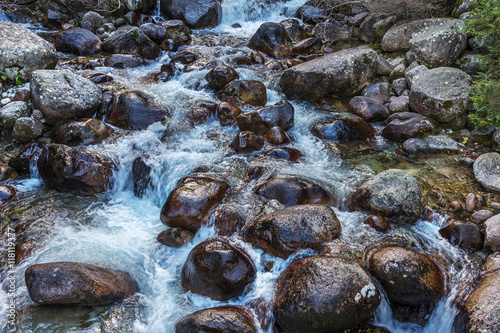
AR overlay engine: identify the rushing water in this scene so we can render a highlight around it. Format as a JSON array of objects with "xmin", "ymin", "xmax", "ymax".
[
  {"xmin": 0, "ymin": 7, "xmax": 10, "ymax": 21},
  {"xmin": 0, "ymin": 0, "xmax": 484, "ymax": 332}
]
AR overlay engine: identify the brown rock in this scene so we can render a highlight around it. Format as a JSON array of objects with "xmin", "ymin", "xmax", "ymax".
[
  {"xmin": 175, "ymin": 306, "xmax": 258, "ymax": 333},
  {"xmin": 248, "ymin": 22, "xmax": 293, "ymax": 58},
  {"xmin": 157, "ymin": 228, "xmax": 194, "ymax": 248},
  {"xmin": 12, "ymin": 87, "xmax": 30, "ymax": 102},
  {"xmin": 216, "ymin": 102, "xmax": 242, "ymax": 126},
  {"xmin": 363, "ymin": 216, "xmax": 389, "ymax": 232},
  {"xmin": 291, "ymin": 37, "xmax": 321, "ymax": 55},
  {"xmin": 0, "ymin": 185, "xmax": 16, "ymax": 202},
  {"xmin": 8, "ymin": 142, "xmax": 45, "ymax": 173},
  {"xmin": 471, "ymin": 210, "xmax": 493, "ymax": 224},
  {"xmin": 213, "ymin": 206, "xmax": 245, "ymax": 236},
  {"xmin": 236, "ymin": 100, "xmax": 294, "ymax": 136},
  {"xmin": 51, "ymin": 118, "xmax": 114, "ymax": 146},
  {"xmin": 206, "ymin": 65, "xmax": 239, "ymax": 90},
  {"xmin": 229, "ymin": 131, "xmax": 264, "ymax": 153},
  {"xmin": 311, "ymin": 118, "xmax": 376, "ymax": 142},
  {"xmin": 220, "ymin": 80, "xmax": 267, "ymax": 107},
  {"xmin": 348, "ymin": 96, "xmax": 390, "ymax": 122},
  {"xmin": 0, "ymin": 164, "xmax": 18, "ymax": 181},
  {"xmin": 448, "ymin": 201, "xmax": 463, "ymax": 212},
  {"xmin": 264, "ymin": 126, "xmax": 294, "ymax": 145},
  {"xmin": 465, "ymin": 193, "xmax": 477, "ymax": 212},
  {"xmin": 264, "ymin": 147, "xmax": 303, "ymax": 161}
]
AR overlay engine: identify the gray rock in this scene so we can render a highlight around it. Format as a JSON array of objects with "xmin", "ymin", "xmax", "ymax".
[
  {"xmin": 474, "ymin": 153, "xmax": 500, "ymax": 193},
  {"xmin": 0, "ymin": 101, "xmax": 30, "ymax": 130},
  {"xmin": 382, "ymin": 116, "xmax": 435, "ymax": 142},
  {"xmin": 13, "ymin": 117, "xmax": 43, "ymax": 142},
  {"xmin": 350, "ymin": 169, "xmax": 422, "ymax": 223},
  {"xmin": 389, "ymin": 63, "xmax": 406, "ymax": 81},
  {"xmin": 409, "ymin": 20, "xmax": 467, "ymax": 68},
  {"xmin": 456, "ymin": 54, "xmax": 483, "ymax": 76},
  {"xmin": 160, "ymin": 0, "xmax": 222, "ymax": 29},
  {"xmin": 492, "ymin": 129, "xmax": 500, "ymax": 152},
  {"xmin": 409, "ymin": 67, "xmax": 471, "ymax": 123},
  {"xmin": 392, "ymin": 78, "xmax": 408, "ymax": 96},
  {"xmin": 376, "ymin": 55, "xmax": 395, "ymax": 76},
  {"xmin": 0, "ymin": 22, "xmax": 57, "ymax": 79},
  {"xmin": 312, "ymin": 21, "xmax": 349, "ymax": 44},
  {"xmin": 389, "ymin": 95, "xmax": 410, "ymax": 113},
  {"xmin": 484, "ymin": 214, "xmax": 500, "ymax": 252},
  {"xmin": 456, "ymin": 0, "xmax": 478, "ymax": 18},
  {"xmin": 248, "ymin": 22, "xmax": 293, "ymax": 58},
  {"xmin": 402, "ymin": 135, "xmax": 459, "ymax": 156},
  {"xmin": 405, "ymin": 64, "xmax": 428, "ymax": 88},
  {"xmin": 30, "ymin": 69, "xmax": 102, "ymax": 124},
  {"xmin": 361, "ymin": 83, "xmax": 390, "ymax": 104},
  {"xmin": 348, "ymin": 96, "xmax": 390, "ymax": 122},
  {"xmin": 81, "ymin": 11, "xmax": 103, "ymax": 32},
  {"xmin": 42, "ymin": 28, "xmax": 102, "ymax": 55},
  {"xmin": 280, "ymin": 47, "xmax": 377, "ymax": 101},
  {"xmin": 102, "ymin": 26, "xmax": 161, "ymax": 60}
]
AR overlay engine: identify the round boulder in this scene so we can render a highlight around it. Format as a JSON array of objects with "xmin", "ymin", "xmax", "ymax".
[
  {"xmin": 484, "ymin": 214, "xmax": 500, "ymax": 252},
  {"xmin": 102, "ymin": 26, "xmax": 160, "ymax": 60},
  {"xmin": 175, "ymin": 306, "xmax": 258, "ymax": 333},
  {"xmin": 51, "ymin": 118, "xmax": 114, "ymax": 146},
  {"xmin": 229, "ymin": 131, "xmax": 264, "ymax": 153},
  {"xmin": 248, "ymin": 22, "xmax": 293, "ymax": 58},
  {"xmin": 206, "ymin": 65, "xmax": 239, "ymax": 90},
  {"xmin": 12, "ymin": 117, "xmax": 43, "ymax": 142},
  {"xmin": 42, "ymin": 28, "xmax": 101, "ymax": 55},
  {"xmin": 220, "ymin": 80, "xmax": 267, "ymax": 107},
  {"xmin": 311, "ymin": 118, "xmax": 376, "ymax": 142},
  {"xmin": 348, "ymin": 96, "xmax": 390, "ymax": 122},
  {"xmin": 473, "ymin": 153, "xmax": 500, "ymax": 193},
  {"xmin": 236, "ymin": 100, "xmax": 294, "ymax": 135}
]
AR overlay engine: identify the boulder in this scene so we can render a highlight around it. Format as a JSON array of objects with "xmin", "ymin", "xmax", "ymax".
[
  {"xmin": 0, "ymin": 165, "xmax": 17, "ymax": 181},
  {"xmin": 449, "ymin": 222, "xmax": 483, "ymax": 251},
  {"xmin": 471, "ymin": 210, "xmax": 494, "ymax": 224},
  {"xmin": 161, "ymin": 20, "xmax": 192, "ymax": 45},
  {"xmin": 311, "ymin": 118, "xmax": 376, "ymax": 142},
  {"xmin": 367, "ymin": 246, "xmax": 445, "ymax": 305},
  {"xmin": 409, "ymin": 20, "xmax": 467, "ymax": 68},
  {"xmin": 25, "ymin": 262, "xmax": 138, "ymax": 305},
  {"xmin": 216, "ymin": 102, "xmax": 241, "ymax": 126},
  {"xmin": 102, "ymin": 26, "xmax": 161, "ymax": 60},
  {"xmin": 0, "ymin": 21, "xmax": 58, "ymax": 79},
  {"xmin": 175, "ymin": 306, "xmax": 258, "ymax": 333},
  {"xmin": 312, "ymin": 21, "xmax": 349, "ymax": 44},
  {"xmin": 350, "ymin": 169, "xmax": 422, "ymax": 223},
  {"xmin": 229, "ymin": 131, "xmax": 264, "ymax": 153},
  {"xmin": 206, "ymin": 65, "xmax": 239, "ymax": 90},
  {"xmin": 382, "ymin": 117, "xmax": 435, "ymax": 142},
  {"xmin": 348, "ymin": 96, "xmax": 390, "ymax": 122},
  {"xmin": 236, "ymin": 100, "xmax": 294, "ymax": 135},
  {"xmin": 274, "ymin": 255, "xmax": 381, "ymax": 332},
  {"xmin": 106, "ymin": 90, "xmax": 170, "ymax": 130},
  {"xmin": 402, "ymin": 135, "xmax": 459, "ymax": 156},
  {"xmin": 181, "ymin": 237, "xmax": 256, "ymax": 301},
  {"xmin": 8, "ymin": 142, "xmax": 45, "ymax": 173},
  {"xmin": 280, "ymin": 48, "xmax": 377, "ymax": 101},
  {"xmin": 454, "ymin": 254, "xmax": 500, "ymax": 333},
  {"xmin": 42, "ymin": 28, "xmax": 101, "ymax": 55},
  {"xmin": 0, "ymin": 101, "xmax": 30, "ymax": 130},
  {"xmin": 295, "ymin": 5, "xmax": 327, "ymax": 24},
  {"xmin": 264, "ymin": 147, "xmax": 302, "ymax": 161},
  {"xmin": 81, "ymin": 11, "xmax": 104, "ymax": 33},
  {"xmin": 291, "ymin": 37, "xmax": 321, "ymax": 55},
  {"xmin": 405, "ymin": 64, "xmax": 428, "ymax": 88},
  {"xmin": 245, "ymin": 204, "xmax": 341, "ymax": 258},
  {"xmin": 213, "ymin": 206, "xmax": 245, "ymax": 236},
  {"xmin": 104, "ymin": 54, "xmax": 145, "ymax": 68},
  {"xmin": 160, "ymin": 176, "xmax": 229, "ymax": 232},
  {"xmin": 157, "ymin": 228, "xmax": 194, "ymax": 248},
  {"xmin": 361, "ymin": 83, "xmax": 391, "ymax": 104},
  {"xmin": 409, "ymin": 67, "xmax": 471, "ymax": 123},
  {"xmin": 255, "ymin": 177, "xmax": 334, "ymax": 207},
  {"xmin": 0, "ymin": 185, "xmax": 16, "ymax": 202},
  {"xmin": 388, "ymin": 96, "xmax": 410, "ymax": 113},
  {"xmin": 220, "ymin": 80, "xmax": 267, "ymax": 107},
  {"xmin": 30, "ymin": 69, "xmax": 102, "ymax": 124},
  {"xmin": 281, "ymin": 19, "xmax": 308, "ymax": 43},
  {"xmin": 473, "ymin": 153, "xmax": 500, "ymax": 193},
  {"xmin": 12, "ymin": 117, "xmax": 43, "ymax": 142},
  {"xmin": 51, "ymin": 118, "xmax": 114, "ymax": 146},
  {"xmin": 160, "ymin": 0, "xmax": 222, "ymax": 29},
  {"xmin": 484, "ymin": 214, "xmax": 500, "ymax": 252},
  {"xmin": 140, "ymin": 23, "xmax": 168, "ymax": 44},
  {"xmin": 264, "ymin": 126, "xmax": 294, "ymax": 145},
  {"xmin": 248, "ymin": 22, "xmax": 293, "ymax": 58},
  {"xmin": 37, "ymin": 144, "xmax": 116, "ymax": 195}
]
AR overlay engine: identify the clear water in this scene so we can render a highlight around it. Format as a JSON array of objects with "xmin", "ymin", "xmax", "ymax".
[{"xmin": 0, "ymin": 0, "xmax": 480, "ymax": 332}]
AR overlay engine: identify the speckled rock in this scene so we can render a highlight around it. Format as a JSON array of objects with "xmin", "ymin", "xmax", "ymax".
[
  {"xmin": 175, "ymin": 306, "xmax": 258, "ymax": 333},
  {"xmin": 348, "ymin": 96, "xmax": 390, "ymax": 122},
  {"xmin": 51, "ymin": 118, "xmax": 114, "ymax": 146},
  {"xmin": 402, "ymin": 135, "xmax": 459, "ymax": 156},
  {"xmin": 0, "ymin": 101, "xmax": 30, "ymax": 130},
  {"xmin": 160, "ymin": 0, "xmax": 222, "ymax": 29},
  {"xmin": 42, "ymin": 28, "xmax": 101, "ymax": 55},
  {"xmin": 248, "ymin": 22, "xmax": 293, "ymax": 58},
  {"xmin": 13, "ymin": 117, "xmax": 43, "ymax": 142},
  {"xmin": 473, "ymin": 153, "xmax": 500, "ymax": 193},
  {"xmin": 102, "ymin": 26, "xmax": 161, "ymax": 60},
  {"xmin": 220, "ymin": 80, "xmax": 267, "ymax": 107},
  {"xmin": 236, "ymin": 100, "xmax": 294, "ymax": 135},
  {"xmin": 484, "ymin": 214, "xmax": 500, "ymax": 252},
  {"xmin": 312, "ymin": 117, "xmax": 376, "ymax": 142},
  {"xmin": 0, "ymin": 21, "xmax": 57, "ymax": 79}
]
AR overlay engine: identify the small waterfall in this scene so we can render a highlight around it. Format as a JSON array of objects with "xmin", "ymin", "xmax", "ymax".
[
  {"xmin": 0, "ymin": 7, "xmax": 10, "ymax": 21},
  {"xmin": 153, "ymin": 0, "xmax": 162, "ymax": 19}
]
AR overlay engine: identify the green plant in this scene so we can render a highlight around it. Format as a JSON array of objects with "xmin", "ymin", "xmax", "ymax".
[
  {"xmin": 15, "ymin": 72, "xmax": 22, "ymax": 85},
  {"xmin": 464, "ymin": 0, "xmax": 500, "ymax": 127}
]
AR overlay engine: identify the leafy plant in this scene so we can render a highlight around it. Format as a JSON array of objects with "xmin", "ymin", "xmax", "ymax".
[{"xmin": 15, "ymin": 72, "xmax": 22, "ymax": 85}]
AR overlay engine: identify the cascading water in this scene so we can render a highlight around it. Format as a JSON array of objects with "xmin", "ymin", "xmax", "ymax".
[
  {"xmin": 0, "ymin": 7, "xmax": 10, "ymax": 21},
  {"xmin": 0, "ymin": 0, "xmax": 480, "ymax": 332}
]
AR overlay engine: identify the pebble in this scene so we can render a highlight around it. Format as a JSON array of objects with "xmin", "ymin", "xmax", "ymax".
[
  {"xmin": 471, "ymin": 210, "xmax": 494, "ymax": 224},
  {"xmin": 490, "ymin": 202, "xmax": 500, "ymax": 211},
  {"xmin": 1, "ymin": 98, "xmax": 11, "ymax": 106},
  {"xmin": 465, "ymin": 193, "xmax": 477, "ymax": 212}
]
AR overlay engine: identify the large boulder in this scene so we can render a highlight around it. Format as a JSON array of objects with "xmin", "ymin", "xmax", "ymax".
[
  {"xmin": 367, "ymin": 246, "xmax": 445, "ymax": 305},
  {"xmin": 0, "ymin": 21, "xmax": 57, "ymax": 79},
  {"xmin": 176, "ymin": 306, "xmax": 258, "ymax": 333},
  {"xmin": 255, "ymin": 177, "xmax": 334, "ymax": 207},
  {"xmin": 0, "ymin": 101, "xmax": 30, "ymax": 130},
  {"xmin": 8, "ymin": 142, "xmax": 45, "ymax": 173},
  {"xmin": 381, "ymin": 18, "xmax": 451, "ymax": 52},
  {"xmin": 382, "ymin": 116, "xmax": 435, "ymax": 142},
  {"xmin": 42, "ymin": 28, "xmax": 101, "ymax": 55},
  {"xmin": 30, "ymin": 69, "xmax": 102, "ymax": 124},
  {"xmin": 473, "ymin": 153, "xmax": 500, "ymax": 193},
  {"xmin": 311, "ymin": 117, "xmax": 376, "ymax": 142},
  {"xmin": 181, "ymin": 237, "xmax": 256, "ymax": 301},
  {"xmin": 454, "ymin": 254, "xmax": 500, "ymax": 333},
  {"xmin": 25, "ymin": 262, "xmax": 138, "ymax": 305},
  {"xmin": 402, "ymin": 135, "xmax": 459, "ymax": 157},
  {"xmin": 160, "ymin": 176, "xmax": 229, "ymax": 232},
  {"xmin": 484, "ymin": 214, "xmax": 500, "ymax": 252},
  {"xmin": 51, "ymin": 118, "xmax": 114, "ymax": 146},
  {"xmin": 409, "ymin": 67, "xmax": 471, "ymax": 123},
  {"xmin": 206, "ymin": 65, "xmax": 239, "ymax": 90},
  {"xmin": 37, "ymin": 144, "xmax": 116, "ymax": 195},
  {"xmin": 274, "ymin": 255, "xmax": 381, "ymax": 332},
  {"xmin": 245, "ymin": 204, "xmax": 341, "ymax": 258},
  {"xmin": 236, "ymin": 100, "xmax": 294, "ymax": 136},
  {"xmin": 248, "ymin": 22, "xmax": 293, "ymax": 58},
  {"xmin": 160, "ymin": 0, "xmax": 222, "ymax": 29},
  {"xmin": 350, "ymin": 169, "xmax": 422, "ymax": 223},
  {"xmin": 220, "ymin": 80, "xmax": 267, "ymax": 107},
  {"xmin": 106, "ymin": 90, "xmax": 170, "ymax": 130},
  {"xmin": 280, "ymin": 48, "xmax": 377, "ymax": 101},
  {"xmin": 102, "ymin": 26, "xmax": 161, "ymax": 60},
  {"xmin": 409, "ymin": 20, "xmax": 467, "ymax": 68}
]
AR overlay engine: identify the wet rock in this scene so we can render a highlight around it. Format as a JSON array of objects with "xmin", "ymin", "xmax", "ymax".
[
  {"xmin": 409, "ymin": 67, "xmax": 471, "ymax": 123},
  {"xmin": 311, "ymin": 118, "xmax": 376, "ymax": 142},
  {"xmin": 0, "ymin": 165, "xmax": 17, "ymax": 181},
  {"xmin": 51, "ymin": 118, "xmax": 114, "ymax": 146},
  {"xmin": 295, "ymin": 5, "xmax": 327, "ymax": 24},
  {"xmin": 473, "ymin": 153, "xmax": 500, "ymax": 193},
  {"xmin": 8, "ymin": 142, "xmax": 45, "ymax": 173},
  {"xmin": 13, "ymin": 117, "xmax": 43, "ymax": 142},
  {"xmin": 274, "ymin": 255, "xmax": 381, "ymax": 332},
  {"xmin": 265, "ymin": 60, "xmax": 285, "ymax": 71},
  {"xmin": 0, "ymin": 101, "xmax": 30, "ymax": 130},
  {"xmin": 348, "ymin": 96, "xmax": 390, "ymax": 122},
  {"xmin": 206, "ymin": 65, "xmax": 239, "ymax": 90},
  {"xmin": 106, "ymin": 90, "xmax": 170, "ymax": 130},
  {"xmin": 0, "ymin": 185, "xmax": 16, "ymax": 202},
  {"xmin": 25, "ymin": 262, "xmax": 138, "ymax": 305},
  {"xmin": 161, "ymin": 20, "xmax": 192, "ymax": 45},
  {"xmin": 450, "ymin": 222, "xmax": 483, "ymax": 251},
  {"xmin": 484, "ymin": 214, "xmax": 500, "ymax": 252},
  {"xmin": 363, "ymin": 215, "xmax": 389, "ymax": 232},
  {"xmin": 15, "ymin": 241, "xmax": 35, "ymax": 264},
  {"xmin": 132, "ymin": 156, "xmax": 151, "ymax": 198},
  {"xmin": 104, "ymin": 54, "xmax": 145, "ymax": 68},
  {"xmin": 160, "ymin": 0, "xmax": 222, "ymax": 29},
  {"xmin": 280, "ymin": 48, "xmax": 377, "ymax": 101},
  {"xmin": 264, "ymin": 147, "xmax": 302, "ymax": 161},
  {"xmin": 361, "ymin": 83, "xmax": 391, "ymax": 104},
  {"xmin": 248, "ymin": 22, "xmax": 293, "ymax": 58},
  {"xmin": 312, "ymin": 21, "xmax": 350, "ymax": 44},
  {"xmin": 102, "ymin": 26, "xmax": 161, "ymax": 60},
  {"xmin": 263, "ymin": 126, "xmax": 294, "ymax": 145},
  {"xmin": 157, "ymin": 228, "xmax": 194, "ymax": 247},
  {"xmin": 250, "ymin": 51, "xmax": 265, "ymax": 64},
  {"xmin": 245, "ymin": 204, "xmax": 341, "ymax": 258},
  {"xmin": 181, "ymin": 237, "xmax": 256, "ymax": 301},
  {"xmin": 42, "ymin": 28, "xmax": 101, "ymax": 55},
  {"xmin": 216, "ymin": 102, "xmax": 241, "ymax": 126},
  {"xmin": 281, "ymin": 19, "xmax": 308, "ymax": 43},
  {"xmin": 350, "ymin": 169, "xmax": 422, "ymax": 223},
  {"xmin": 471, "ymin": 210, "xmax": 493, "ymax": 224},
  {"xmin": 229, "ymin": 131, "xmax": 264, "ymax": 153},
  {"xmin": 188, "ymin": 102, "xmax": 215, "ymax": 125},
  {"xmin": 291, "ymin": 37, "xmax": 321, "ymax": 55},
  {"xmin": 409, "ymin": 20, "xmax": 467, "ymax": 68},
  {"xmin": 448, "ymin": 201, "xmax": 463, "ymax": 212},
  {"xmin": 220, "ymin": 80, "xmax": 267, "ymax": 107},
  {"xmin": 160, "ymin": 176, "xmax": 229, "ymax": 232},
  {"xmin": 255, "ymin": 177, "xmax": 334, "ymax": 207},
  {"xmin": 37, "ymin": 144, "xmax": 116, "ymax": 195},
  {"xmin": 30, "ymin": 69, "xmax": 102, "ymax": 124},
  {"xmin": 0, "ymin": 21, "xmax": 58, "ymax": 79},
  {"xmin": 382, "ymin": 117, "xmax": 435, "ymax": 142},
  {"xmin": 184, "ymin": 57, "xmax": 218, "ymax": 72},
  {"xmin": 465, "ymin": 193, "xmax": 477, "ymax": 212},
  {"xmin": 401, "ymin": 135, "xmax": 459, "ymax": 156},
  {"xmin": 100, "ymin": 296, "xmax": 143, "ymax": 333},
  {"xmin": 175, "ymin": 306, "xmax": 258, "ymax": 333},
  {"xmin": 392, "ymin": 78, "xmax": 408, "ymax": 97},
  {"xmin": 139, "ymin": 23, "xmax": 168, "ymax": 44},
  {"xmin": 454, "ymin": 253, "xmax": 500, "ymax": 333},
  {"xmin": 213, "ymin": 206, "xmax": 245, "ymax": 236},
  {"xmin": 389, "ymin": 96, "xmax": 410, "ymax": 113},
  {"xmin": 367, "ymin": 246, "xmax": 445, "ymax": 305},
  {"xmin": 236, "ymin": 100, "xmax": 294, "ymax": 135},
  {"xmin": 81, "ymin": 11, "xmax": 104, "ymax": 33}
]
